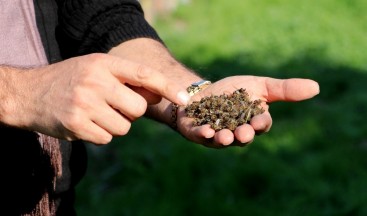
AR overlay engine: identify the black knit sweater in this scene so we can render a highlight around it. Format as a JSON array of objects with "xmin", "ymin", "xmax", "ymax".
[
  {"xmin": 2, "ymin": 0, "xmax": 162, "ymax": 215},
  {"xmin": 56, "ymin": 0, "xmax": 162, "ymax": 57},
  {"xmin": 36, "ymin": 0, "xmax": 162, "ymax": 62}
]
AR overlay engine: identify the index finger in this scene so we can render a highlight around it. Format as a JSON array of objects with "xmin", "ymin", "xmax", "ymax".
[{"xmin": 106, "ymin": 56, "xmax": 190, "ymax": 106}]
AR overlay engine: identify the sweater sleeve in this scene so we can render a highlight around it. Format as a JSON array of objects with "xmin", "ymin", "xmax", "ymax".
[{"xmin": 56, "ymin": 0, "xmax": 163, "ymax": 58}]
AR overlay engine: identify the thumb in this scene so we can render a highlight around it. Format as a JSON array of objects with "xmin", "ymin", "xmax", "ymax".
[{"xmin": 265, "ymin": 78, "xmax": 320, "ymax": 102}]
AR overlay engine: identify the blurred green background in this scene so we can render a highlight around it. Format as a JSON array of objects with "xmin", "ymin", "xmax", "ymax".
[{"xmin": 76, "ymin": 0, "xmax": 367, "ymax": 215}]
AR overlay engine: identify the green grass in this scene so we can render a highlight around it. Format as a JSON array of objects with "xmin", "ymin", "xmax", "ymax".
[{"xmin": 76, "ymin": 0, "xmax": 367, "ymax": 215}]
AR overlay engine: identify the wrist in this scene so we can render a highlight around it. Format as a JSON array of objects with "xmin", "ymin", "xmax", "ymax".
[
  {"xmin": 0, "ymin": 66, "xmax": 26, "ymax": 127},
  {"xmin": 0, "ymin": 66, "xmax": 46, "ymax": 130}
]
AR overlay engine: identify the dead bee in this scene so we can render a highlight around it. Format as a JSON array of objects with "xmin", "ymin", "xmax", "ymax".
[{"xmin": 184, "ymin": 88, "xmax": 264, "ymax": 131}]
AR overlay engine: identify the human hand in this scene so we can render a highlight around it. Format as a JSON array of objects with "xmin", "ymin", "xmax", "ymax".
[
  {"xmin": 5, "ymin": 54, "xmax": 189, "ymax": 144},
  {"xmin": 176, "ymin": 76, "xmax": 319, "ymax": 148}
]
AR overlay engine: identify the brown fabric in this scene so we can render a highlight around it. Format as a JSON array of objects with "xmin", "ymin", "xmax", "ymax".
[
  {"xmin": 0, "ymin": 1, "xmax": 62, "ymax": 215},
  {"xmin": 29, "ymin": 134, "xmax": 62, "ymax": 216}
]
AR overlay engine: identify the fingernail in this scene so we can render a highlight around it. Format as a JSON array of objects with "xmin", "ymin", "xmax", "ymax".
[{"xmin": 177, "ymin": 91, "xmax": 190, "ymax": 105}]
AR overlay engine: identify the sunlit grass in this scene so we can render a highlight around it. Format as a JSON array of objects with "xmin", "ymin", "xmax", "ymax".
[
  {"xmin": 157, "ymin": 0, "xmax": 367, "ymax": 71},
  {"xmin": 76, "ymin": 0, "xmax": 367, "ymax": 215}
]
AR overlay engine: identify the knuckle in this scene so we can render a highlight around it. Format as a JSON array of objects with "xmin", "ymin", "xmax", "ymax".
[
  {"xmin": 163, "ymin": 81, "xmax": 175, "ymax": 95},
  {"xmin": 131, "ymin": 99, "xmax": 147, "ymax": 119},
  {"xmin": 82, "ymin": 53, "xmax": 107, "ymax": 71},
  {"xmin": 69, "ymin": 88, "xmax": 91, "ymax": 110},
  {"xmin": 135, "ymin": 65, "xmax": 153, "ymax": 81},
  {"xmin": 137, "ymin": 99, "xmax": 148, "ymax": 115},
  {"xmin": 69, "ymin": 96, "xmax": 89, "ymax": 113},
  {"xmin": 97, "ymin": 134, "xmax": 113, "ymax": 145},
  {"xmin": 86, "ymin": 53, "xmax": 107, "ymax": 63},
  {"xmin": 62, "ymin": 113, "xmax": 83, "ymax": 132},
  {"xmin": 118, "ymin": 123, "xmax": 131, "ymax": 136}
]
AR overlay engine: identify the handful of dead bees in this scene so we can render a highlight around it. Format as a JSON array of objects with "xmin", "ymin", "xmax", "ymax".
[{"xmin": 185, "ymin": 88, "xmax": 265, "ymax": 131}]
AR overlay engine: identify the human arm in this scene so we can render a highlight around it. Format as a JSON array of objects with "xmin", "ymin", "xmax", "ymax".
[
  {"xmin": 55, "ymin": 0, "xmax": 202, "ymax": 139},
  {"xmin": 108, "ymin": 40, "xmax": 319, "ymax": 148},
  {"xmin": 56, "ymin": 0, "xmax": 319, "ymax": 147},
  {"xmin": 0, "ymin": 54, "xmax": 189, "ymax": 144},
  {"xmin": 108, "ymin": 38, "xmax": 202, "ymax": 122},
  {"xmin": 176, "ymin": 76, "xmax": 319, "ymax": 147}
]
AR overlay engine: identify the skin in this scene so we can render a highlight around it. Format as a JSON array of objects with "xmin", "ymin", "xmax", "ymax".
[
  {"xmin": 109, "ymin": 38, "xmax": 320, "ymax": 148},
  {"xmin": 0, "ymin": 38, "xmax": 319, "ymax": 148},
  {"xmin": 0, "ymin": 53, "xmax": 190, "ymax": 145},
  {"xmin": 178, "ymin": 76, "xmax": 320, "ymax": 148}
]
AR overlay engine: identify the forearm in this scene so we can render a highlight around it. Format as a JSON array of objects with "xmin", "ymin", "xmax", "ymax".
[
  {"xmin": 0, "ymin": 66, "xmax": 13, "ymax": 125},
  {"xmin": 58, "ymin": 0, "xmax": 196, "ymax": 124},
  {"xmin": 0, "ymin": 66, "xmax": 30, "ymax": 128},
  {"xmin": 108, "ymin": 38, "xmax": 203, "ymax": 124}
]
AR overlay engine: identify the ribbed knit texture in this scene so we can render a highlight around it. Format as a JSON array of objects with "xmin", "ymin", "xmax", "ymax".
[{"xmin": 57, "ymin": 0, "xmax": 162, "ymax": 57}]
